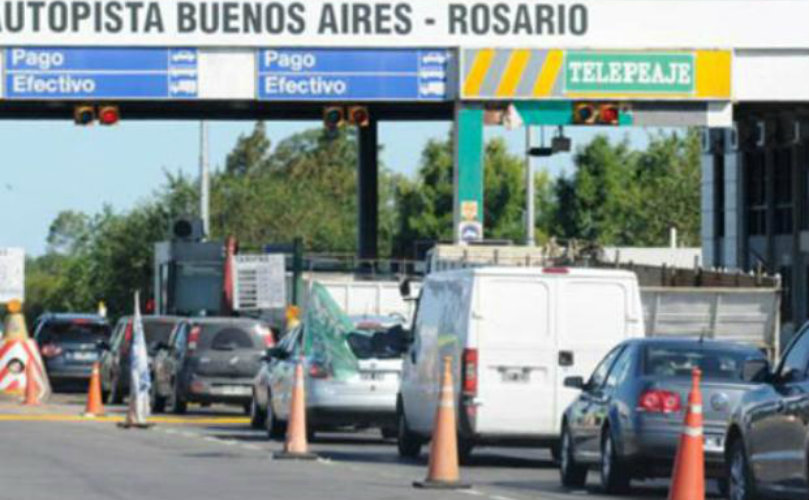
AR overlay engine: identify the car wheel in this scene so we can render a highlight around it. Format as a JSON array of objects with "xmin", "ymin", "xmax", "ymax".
[
  {"xmin": 250, "ymin": 396, "xmax": 266, "ymax": 429},
  {"xmin": 396, "ymin": 405, "xmax": 422, "ymax": 459},
  {"xmin": 600, "ymin": 429, "xmax": 630, "ymax": 494},
  {"xmin": 560, "ymin": 424, "xmax": 588, "ymax": 488},
  {"xmin": 168, "ymin": 381, "xmax": 187, "ymax": 415},
  {"xmin": 107, "ymin": 374, "xmax": 124, "ymax": 405},
  {"xmin": 150, "ymin": 382, "xmax": 166, "ymax": 414},
  {"xmin": 265, "ymin": 394, "xmax": 285, "ymax": 440},
  {"xmin": 728, "ymin": 439, "xmax": 756, "ymax": 500},
  {"xmin": 457, "ymin": 435, "xmax": 474, "ymax": 465}
]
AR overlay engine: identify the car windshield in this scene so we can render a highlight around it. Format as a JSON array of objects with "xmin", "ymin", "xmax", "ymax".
[
  {"xmin": 643, "ymin": 345, "xmax": 753, "ymax": 380},
  {"xmin": 198, "ymin": 324, "xmax": 263, "ymax": 351},
  {"xmin": 143, "ymin": 321, "xmax": 176, "ymax": 345},
  {"xmin": 39, "ymin": 320, "xmax": 110, "ymax": 344},
  {"xmin": 345, "ymin": 325, "xmax": 407, "ymax": 360}
]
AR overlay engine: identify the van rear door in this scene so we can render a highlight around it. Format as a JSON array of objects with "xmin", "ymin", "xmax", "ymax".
[
  {"xmin": 555, "ymin": 278, "xmax": 635, "ymax": 434},
  {"xmin": 475, "ymin": 276, "xmax": 556, "ymax": 436}
]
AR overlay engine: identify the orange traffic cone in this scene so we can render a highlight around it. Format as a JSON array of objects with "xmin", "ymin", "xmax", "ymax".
[
  {"xmin": 273, "ymin": 357, "xmax": 317, "ymax": 460},
  {"xmin": 414, "ymin": 356, "xmax": 470, "ymax": 489},
  {"xmin": 668, "ymin": 368, "xmax": 705, "ymax": 500},
  {"xmin": 21, "ymin": 360, "xmax": 40, "ymax": 406},
  {"xmin": 82, "ymin": 362, "xmax": 105, "ymax": 417}
]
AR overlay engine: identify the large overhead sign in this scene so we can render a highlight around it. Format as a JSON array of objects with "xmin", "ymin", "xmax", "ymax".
[
  {"xmin": 0, "ymin": 248, "xmax": 24, "ymax": 303},
  {"xmin": 257, "ymin": 49, "xmax": 450, "ymax": 101},
  {"xmin": 0, "ymin": 1, "xmax": 802, "ymax": 49},
  {"xmin": 5, "ymin": 47, "xmax": 198, "ymax": 99},
  {"xmin": 461, "ymin": 49, "xmax": 731, "ymax": 100}
]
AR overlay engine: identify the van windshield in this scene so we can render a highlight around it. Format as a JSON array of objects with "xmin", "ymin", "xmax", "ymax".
[{"xmin": 643, "ymin": 346, "xmax": 754, "ymax": 380}]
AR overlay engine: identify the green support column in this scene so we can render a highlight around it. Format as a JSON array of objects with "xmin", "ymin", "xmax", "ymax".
[{"xmin": 453, "ymin": 103, "xmax": 484, "ymax": 242}]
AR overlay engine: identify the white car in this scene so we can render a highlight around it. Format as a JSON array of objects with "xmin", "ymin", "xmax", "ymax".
[
  {"xmin": 397, "ymin": 266, "xmax": 645, "ymax": 462},
  {"xmin": 421, "ymin": 52, "xmax": 448, "ymax": 65},
  {"xmin": 419, "ymin": 68, "xmax": 445, "ymax": 80},
  {"xmin": 171, "ymin": 50, "xmax": 197, "ymax": 64},
  {"xmin": 170, "ymin": 79, "xmax": 198, "ymax": 95},
  {"xmin": 419, "ymin": 81, "xmax": 446, "ymax": 97},
  {"xmin": 253, "ymin": 316, "xmax": 407, "ymax": 439}
]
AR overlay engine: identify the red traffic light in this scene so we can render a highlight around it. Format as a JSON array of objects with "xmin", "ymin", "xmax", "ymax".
[
  {"xmin": 598, "ymin": 104, "xmax": 619, "ymax": 125},
  {"xmin": 98, "ymin": 106, "xmax": 120, "ymax": 126},
  {"xmin": 348, "ymin": 106, "xmax": 370, "ymax": 127},
  {"xmin": 73, "ymin": 105, "xmax": 95, "ymax": 126}
]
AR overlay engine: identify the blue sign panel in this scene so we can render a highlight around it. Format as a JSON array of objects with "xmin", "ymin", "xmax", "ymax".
[
  {"xmin": 257, "ymin": 49, "xmax": 450, "ymax": 101},
  {"xmin": 5, "ymin": 48, "xmax": 198, "ymax": 99}
]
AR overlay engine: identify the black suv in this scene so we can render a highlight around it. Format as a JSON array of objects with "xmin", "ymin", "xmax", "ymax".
[
  {"xmin": 33, "ymin": 313, "xmax": 111, "ymax": 385},
  {"xmin": 152, "ymin": 317, "xmax": 274, "ymax": 414}
]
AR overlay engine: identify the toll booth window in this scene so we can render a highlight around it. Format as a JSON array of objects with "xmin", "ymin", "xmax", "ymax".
[
  {"xmin": 774, "ymin": 148, "xmax": 793, "ymax": 235},
  {"xmin": 745, "ymin": 150, "xmax": 766, "ymax": 236}
]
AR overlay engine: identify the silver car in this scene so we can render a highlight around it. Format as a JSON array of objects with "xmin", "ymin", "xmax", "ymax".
[
  {"xmin": 559, "ymin": 338, "xmax": 766, "ymax": 495},
  {"xmin": 252, "ymin": 316, "xmax": 407, "ymax": 439}
]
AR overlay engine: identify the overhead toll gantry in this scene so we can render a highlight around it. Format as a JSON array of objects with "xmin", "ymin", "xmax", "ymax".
[{"xmin": 0, "ymin": 0, "xmax": 806, "ymax": 264}]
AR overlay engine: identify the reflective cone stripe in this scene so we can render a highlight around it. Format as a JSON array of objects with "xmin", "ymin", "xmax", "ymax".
[
  {"xmin": 0, "ymin": 339, "xmax": 50, "ymax": 400},
  {"xmin": 415, "ymin": 356, "xmax": 468, "ymax": 488},
  {"xmin": 283, "ymin": 360, "xmax": 310, "ymax": 455},
  {"xmin": 82, "ymin": 362, "xmax": 105, "ymax": 417},
  {"xmin": 668, "ymin": 368, "xmax": 705, "ymax": 500}
]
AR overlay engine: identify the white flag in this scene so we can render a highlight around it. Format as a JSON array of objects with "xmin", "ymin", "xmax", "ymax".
[{"xmin": 127, "ymin": 291, "xmax": 151, "ymax": 426}]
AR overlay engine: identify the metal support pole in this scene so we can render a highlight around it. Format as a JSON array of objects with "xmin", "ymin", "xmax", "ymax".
[
  {"xmin": 199, "ymin": 120, "xmax": 210, "ymax": 238},
  {"xmin": 358, "ymin": 118, "xmax": 379, "ymax": 261},
  {"xmin": 525, "ymin": 126, "xmax": 536, "ymax": 246},
  {"xmin": 292, "ymin": 237, "xmax": 303, "ymax": 307}
]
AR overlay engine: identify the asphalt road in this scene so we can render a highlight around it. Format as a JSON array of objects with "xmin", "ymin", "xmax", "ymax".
[{"xmin": 0, "ymin": 394, "xmax": 724, "ymax": 500}]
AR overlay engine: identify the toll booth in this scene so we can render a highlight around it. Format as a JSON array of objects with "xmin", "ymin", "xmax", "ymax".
[{"xmin": 153, "ymin": 240, "xmax": 225, "ymax": 316}]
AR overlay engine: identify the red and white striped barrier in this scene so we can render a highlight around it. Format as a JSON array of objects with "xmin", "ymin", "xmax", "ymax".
[{"xmin": 0, "ymin": 339, "xmax": 50, "ymax": 401}]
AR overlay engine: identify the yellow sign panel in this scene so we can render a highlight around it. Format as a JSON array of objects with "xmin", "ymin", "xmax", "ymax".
[{"xmin": 462, "ymin": 49, "xmax": 732, "ymax": 100}]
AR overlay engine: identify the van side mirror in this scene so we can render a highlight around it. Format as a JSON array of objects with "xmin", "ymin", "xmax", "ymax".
[
  {"xmin": 742, "ymin": 358, "xmax": 770, "ymax": 383},
  {"xmin": 564, "ymin": 376, "xmax": 585, "ymax": 390}
]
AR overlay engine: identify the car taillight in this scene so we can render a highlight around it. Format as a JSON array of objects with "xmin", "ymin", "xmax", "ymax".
[
  {"xmin": 462, "ymin": 348, "xmax": 478, "ymax": 397},
  {"xmin": 261, "ymin": 328, "xmax": 275, "ymax": 348},
  {"xmin": 122, "ymin": 321, "xmax": 133, "ymax": 354},
  {"xmin": 188, "ymin": 326, "xmax": 200, "ymax": 351},
  {"xmin": 542, "ymin": 267, "xmax": 569, "ymax": 274},
  {"xmin": 41, "ymin": 343, "xmax": 63, "ymax": 358},
  {"xmin": 308, "ymin": 362, "xmax": 330, "ymax": 379},
  {"xmin": 638, "ymin": 389, "xmax": 681, "ymax": 413}
]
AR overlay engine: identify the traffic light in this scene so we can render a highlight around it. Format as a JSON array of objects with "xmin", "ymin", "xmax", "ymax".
[
  {"xmin": 98, "ymin": 105, "xmax": 120, "ymax": 126},
  {"xmin": 572, "ymin": 102, "xmax": 626, "ymax": 126},
  {"xmin": 323, "ymin": 106, "xmax": 344, "ymax": 131},
  {"xmin": 74, "ymin": 105, "xmax": 95, "ymax": 126},
  {"xmin": 347, "ymin": 106, "xmax": 370, "ymax": 127}
]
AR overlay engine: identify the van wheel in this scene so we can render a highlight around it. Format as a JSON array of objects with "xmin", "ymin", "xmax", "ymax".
[
  {"xmin": 728, "ymin": 438, "xmax": 756, "ymax": 500},
  {"xmin": 560, "ymin": 424, "xmax": 587, "ymax": 488},
  {"xmin": 600, "ymin": 429, "xmax": 630, "ymax": 494},
  {"xmin": 168, "ymin": 381, "xmax": 187, "ymax": 415},
  {"xmin": 397, "ymin": 406, "xmax": 422, "ymax": 459}
]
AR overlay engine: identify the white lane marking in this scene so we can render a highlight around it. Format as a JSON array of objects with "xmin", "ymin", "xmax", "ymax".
[
  {"xmin": 461, "ymin": 489, "xmax": 485, "ymax": 496},
  {"xmin": 490, "ymin": 496, "xmax": 518, "ymax": 500}
]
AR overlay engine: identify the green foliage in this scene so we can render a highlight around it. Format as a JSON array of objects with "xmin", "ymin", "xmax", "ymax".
[{"xmin": 24, "ymin": 123, "xmax": 701, "ymax": 322}]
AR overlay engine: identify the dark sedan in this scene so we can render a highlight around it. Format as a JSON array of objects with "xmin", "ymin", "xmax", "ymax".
[
  {"xmin": 725, "ymin": 322, "xmax": 809, "ymax": 500},
  {"xmin": 33, "ymin": 313, "xmax": 111, "ymax": 385},
  {"xmin": 99, "ymin": 315, "xmax": 182, "ymax": 404},
  {"xmin": 559, "ymin": 338, "xmax": 766, "ymax": 495}
]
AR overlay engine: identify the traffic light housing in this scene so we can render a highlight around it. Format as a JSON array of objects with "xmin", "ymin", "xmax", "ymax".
[
  {"xmin": 74, "ymin": 105, "xmax": 95, "ymax": 126},
  {"xmin": 347, "ymin": 106, "xmax": 370, "ymax": 127},
  {"xmin": 323, "ymin": 106, "xmax": 344, "ymax": 131},
  {"xmin": 98, "ymin": 105, "xmax": 120, "ymax": 126},
  {"xmin": 573, "ymin": 102, "xmax": 626, "ymax": 126}
]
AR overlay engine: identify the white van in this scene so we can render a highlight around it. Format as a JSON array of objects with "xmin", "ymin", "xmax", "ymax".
[{"xmin": 396, "ymin": 266, "xmax": 644, "ymax": 460}]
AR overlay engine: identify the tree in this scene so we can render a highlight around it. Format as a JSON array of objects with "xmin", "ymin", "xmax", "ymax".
[
  {"xmin": 225, "ymin": 122, "xmax": 271, "ymax": 176},
  {"xmin": 46, "ymin": 210, "xmax": 90, "ymax": 255}
]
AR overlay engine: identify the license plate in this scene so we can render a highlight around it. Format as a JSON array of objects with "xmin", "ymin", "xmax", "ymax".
[
  {"xmin": 71, "ymin": 352, "xmax": 97, "ymax": 361},
  {"xmin": 499, "ymin": 368, "xmax": 530, "ymax": 383},
  {"xmin": 219, "ymin": 386, "xmax": 250, "ymax": 396}
]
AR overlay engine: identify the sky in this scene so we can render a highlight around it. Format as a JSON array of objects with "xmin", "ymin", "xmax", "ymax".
[{"xmin": 0, "ymin": 119, "xmax": 664, "ymax": 256}]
